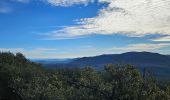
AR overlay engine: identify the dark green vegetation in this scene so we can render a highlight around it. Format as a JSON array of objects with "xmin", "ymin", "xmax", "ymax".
[{"xmin": 0, "ymin": 52, "xmax": 170, "ymax": 100}]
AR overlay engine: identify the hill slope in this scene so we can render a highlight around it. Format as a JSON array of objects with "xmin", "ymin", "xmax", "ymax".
[
  {"xmin": 70, "ymin": 52, "xmax": 170, "ymax": 79},
  {"xmin": 71, "ymin": 52, "xmax": 170, "ymax": 67},
  {"xmin": 35, "ymin": 52, "xmax": 170, "ymax": 79}
]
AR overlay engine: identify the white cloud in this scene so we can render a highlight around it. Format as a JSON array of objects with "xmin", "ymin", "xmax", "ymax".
[
  {"xmin": 57, "ymin": 43, "xmax": 170, "ymax": 57},
  {"xmin": 45, "ymin": 0, "xmax": 170, "ymax": 39},
  {"xmin": 152, "ymin": 36, "xmax": 170, "ymax": 42},
  {"xmin": 0, "ymin": 43, "xmax": 169, "ymax": 58},
  {"xmin": 46, "ymin": 0, "xmax": 95, "ymax": 6},
  {"xmin": 81, "ymin": 43, "xmax": 170, "ymax": 56},
  {"xmin": 0, "ymin": 0, "xmax": 95, "ymax": 14},
  {"xmin": 107, "ymin": 43, "xmax": 170, "ymax": 53},
  {"xmin": 75, "ymin": 43, "xmax": 170, "ymax": 56},
  {"xmin": 8, "ymin": 0, "xmax": 95, "ymax": 6},
  {"xmin": 0, "ymin": 48, "xmax": 58, "ymax": 58}
]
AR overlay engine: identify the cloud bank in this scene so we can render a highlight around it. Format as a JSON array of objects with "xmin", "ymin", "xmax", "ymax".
[
  {"xmin": 152, "ymin": 36, "xmax": 170, "ymax": 42},
  {"xmin": 45, "ymin": 0, "xmax": 170, "ymax": 39},
  {"xmin": 0, "ymin": 43, "xmax": 169, "ymax": 58}
]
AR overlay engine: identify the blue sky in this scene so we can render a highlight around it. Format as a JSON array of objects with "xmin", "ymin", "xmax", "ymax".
[{"xmin": 0, "ymin": 0, "xmax": 170, "ymax": 58}]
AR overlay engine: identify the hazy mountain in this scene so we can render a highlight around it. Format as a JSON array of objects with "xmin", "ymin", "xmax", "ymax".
[
  {"xmin": 32, "ymin": 59, "xmax": 72, "ymax": 64},
  {"xmin": 33, "ymin": 52, "xmax": 170, "ymax": 80},
  {"xmin": 71, "ymin": 52, "xmax": 170, "ymax": 67},
  {"xmin": 71, "ymin": 52, "xmax": 170, "ymax": 79},
  {"xmin": 33, "ymin": 52, "xmax": 170, "ymax": 67}
]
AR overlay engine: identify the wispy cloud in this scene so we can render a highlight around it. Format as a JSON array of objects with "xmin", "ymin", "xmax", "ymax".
[
  {"xmin": 46, "ymin": 0, "xmax": 95, "ymax": 7},
  {"xmin": 0, "ymin": 7, "xmax": 12, "ymax": 13},
  {"xmin": 5, "ymin": 0, "xmax": 95, "ymax": 6},
  {"xmin": 79, "ymin": 43, "xmax": 170, "ymax": 56},
  {"xmin": 0, "ymin": 0, "xmax": 95, "ymax": 13},
  {"xmin": 0, "ymin": 43, "xmax": 169, "ymax": 58},
  {"xmin": 44, "ymin": 0, "xmax": 170, "ymax": 39},
  {"xmin": 152, "ymin": 36, "xmax": 170, "ymax": 42},
  {"xmin": 12, "ymin": 0, "xmax": 30, "ymax": 3},
  {"xmin": 107, "ymin": 43, "xmax": 170, "ymax": 53},
  {"xmin": 0, "ymin": 0, "xmax": 30, "ymax": 13},
  {"xmin": 0, "ymin": 1, "xmax": 11, "ymax": 13},
  {"xmin": 0, "ymin": 48, "xmax": 58, "ymax": 58}
]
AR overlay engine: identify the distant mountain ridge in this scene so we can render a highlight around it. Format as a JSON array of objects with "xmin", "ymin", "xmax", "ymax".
[
  {"xmin": 33, "ymin": 52, "xmax": 170, "ymax": 80},
  {"xmin": 71, "ymin": 52, "xmax": 170, "ymax": 67},
  {"xmin": 33, "ymin": 52, "xmax": 170, "ymax": 67},
  {"xmin": 32, "ymin": 58, "xmax": 72, "ymax": 64}
]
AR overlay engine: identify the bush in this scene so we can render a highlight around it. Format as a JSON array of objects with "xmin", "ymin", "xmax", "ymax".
[{"xmin": 0, "ymin": 52, "xmax": 169, "ymax": 100}]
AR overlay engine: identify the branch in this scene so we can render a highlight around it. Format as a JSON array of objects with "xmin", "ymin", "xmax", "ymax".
[{"xmin": 67, "ymin": 80, "xmax": 112, "ymax": 100}]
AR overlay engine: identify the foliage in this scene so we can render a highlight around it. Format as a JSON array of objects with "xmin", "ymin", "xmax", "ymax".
[{"xmin": 0, "ymin": 52, "xmax": 170, "ymax": 100}]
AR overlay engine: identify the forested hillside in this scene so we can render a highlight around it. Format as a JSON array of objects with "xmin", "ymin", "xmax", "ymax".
[
  {"xmin": 0, "ymin": 52, "xmax": 170, "ymax": 100},
  {"xmin": 36, "ymin": 52, "xmax": 170, "ymax": 80}
]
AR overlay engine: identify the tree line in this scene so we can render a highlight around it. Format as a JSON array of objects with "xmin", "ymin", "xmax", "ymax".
[{"xmin": 0, "ymin": 52, "xmax": 170, "ymax": 100}]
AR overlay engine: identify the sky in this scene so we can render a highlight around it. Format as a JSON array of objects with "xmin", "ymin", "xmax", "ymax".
[{"xmin": 0, "ymin": 0, "xmax": 170, "ymax": 58}]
